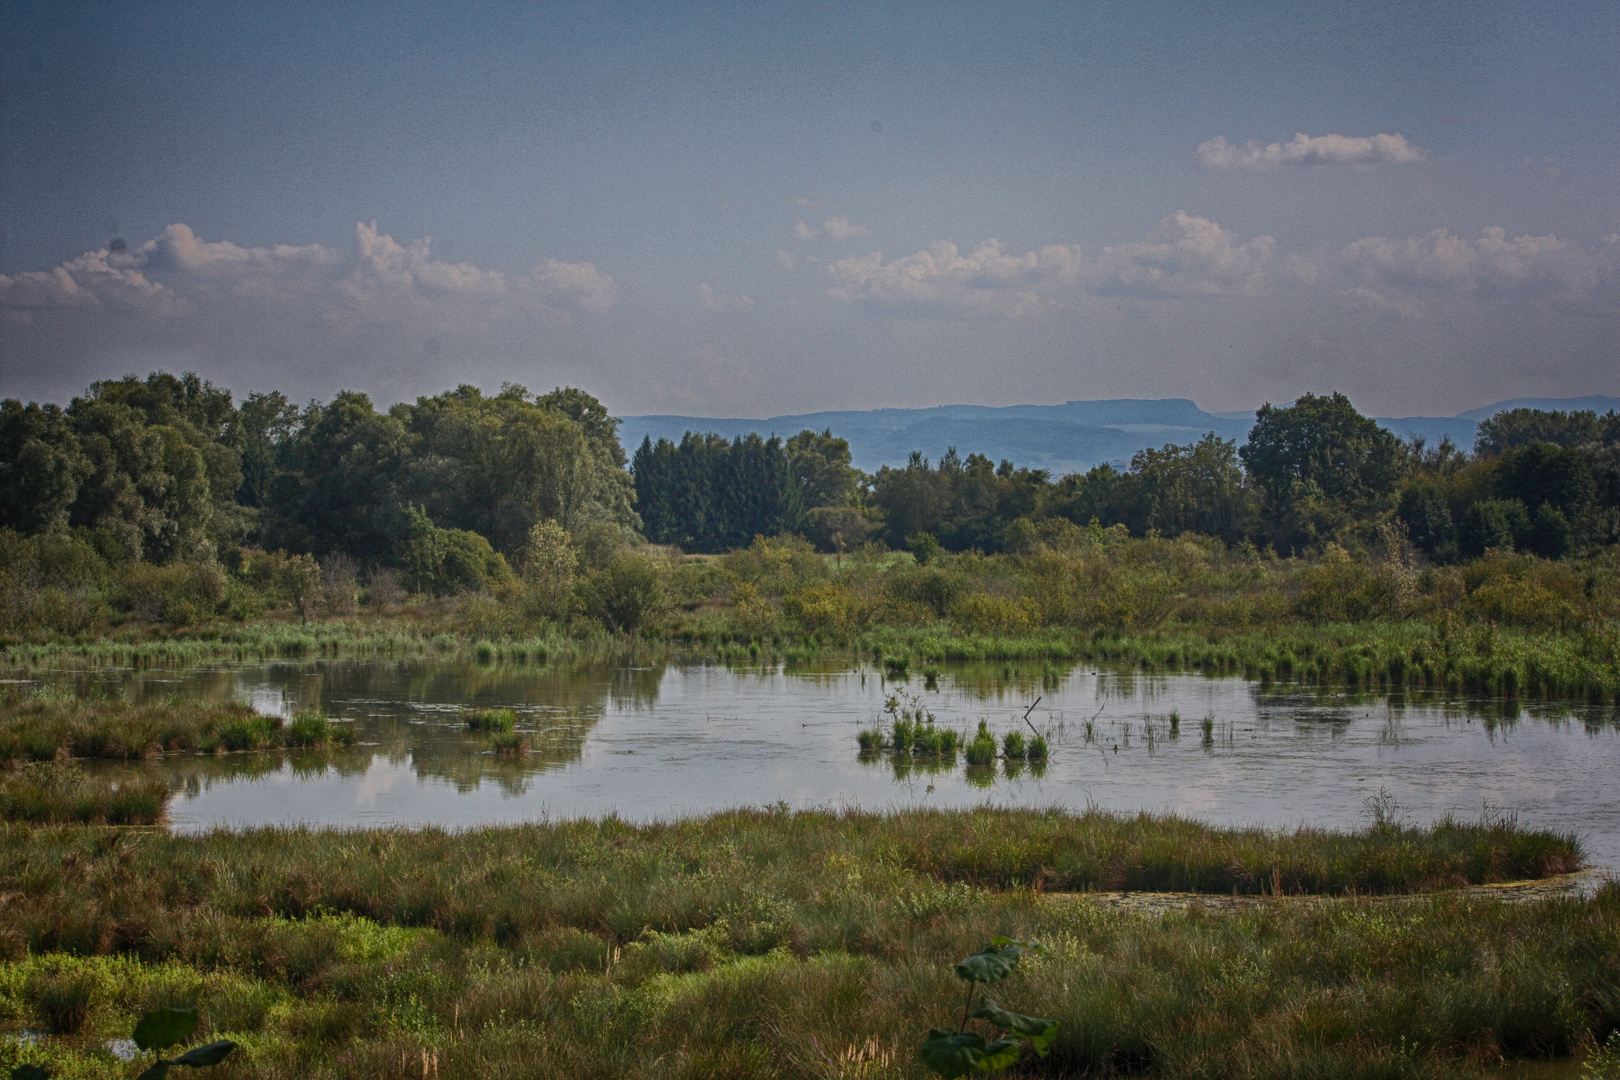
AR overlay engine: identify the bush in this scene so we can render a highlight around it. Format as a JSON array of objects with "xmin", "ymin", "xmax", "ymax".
[{"xmin": 579, "ymin": 548, "xmax": 668, "ymax": 631}]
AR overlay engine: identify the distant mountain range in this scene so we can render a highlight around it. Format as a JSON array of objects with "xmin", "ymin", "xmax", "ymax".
[{"xmin": 619, "ymin": 396, "xmax": 1620, "ymax": 477}]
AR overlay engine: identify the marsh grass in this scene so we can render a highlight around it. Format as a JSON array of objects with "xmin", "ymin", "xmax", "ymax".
[
  {"xmin": 488, "ymin": 731, "xmax": 528, "ymax": 756},
  {"xmin": 0, "ymin": 688, "xmax": 359, "ymax": 761},
  {"xmin": 0, "ymin": 759, "xmax": 168, "ymax": 825},
  {"xmin": 463, "ymin": 708, "xmax": 517, "ymax": 733},
  {"xmin": 0, "ymin": 809, "xmax": 1599, "ymax": 1080},
  {"xmin": 964, "ymin": 721, "xmax": 998, "ymax": 766}
]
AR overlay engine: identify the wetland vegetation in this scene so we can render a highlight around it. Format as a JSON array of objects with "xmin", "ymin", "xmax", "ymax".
[
  {"xmin": 0, "ymin": 809, "xmax": 1606, "ymax": 1079},
  {"xmin": 2, "ymin": 375, "xmax": 1619, "ymax": 1076}
]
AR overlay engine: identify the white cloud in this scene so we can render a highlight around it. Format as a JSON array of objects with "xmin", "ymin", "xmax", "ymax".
[
  {"xmin": 0, "ymin": 222, "xmax": 616, "ymax": 332},
  {"xmin": 697, "ymin": 283, "xmax": 755, "ymax": 314},
  {"xmin": 1090, "ymin": 211, "xmax": 1275, "ymax": 297},
  {"xmin": 1328, "ymin": 227, "xmax": 1617, "ymax": 315},
  {"xmin": 793, "ymin": 215, "xmax": 872, "ymax": 242},
  {"xmin": 1197, "ymin": 132, "xmax": 1426, "ymax": 170},
  {"xmin": 827, "ymin": 239, "xmax": 1084, "ymax": 316},
  {"xmin": 825, "ymin": 212, "xmax": 1274, "ymax": 315},
  {"xmin": 822, "ymin": 215, "xmax": 871, "ymax": 241}
]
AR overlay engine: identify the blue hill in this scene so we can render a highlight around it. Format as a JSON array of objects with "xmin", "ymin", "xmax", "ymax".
[{"xmin": 618, "ymin": 396, "xmax": 1620, "ymax": 477}]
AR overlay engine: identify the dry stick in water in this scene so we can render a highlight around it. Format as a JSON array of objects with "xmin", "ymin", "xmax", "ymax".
[{"xmin": 1022, "ymin": 697, "xmax": 1042, "ymax": 736}]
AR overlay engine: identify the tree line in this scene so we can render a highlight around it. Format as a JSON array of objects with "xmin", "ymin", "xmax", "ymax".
[{"xmin": 4, "ymin": 375, "xmax": 1617, "ymax": 591}]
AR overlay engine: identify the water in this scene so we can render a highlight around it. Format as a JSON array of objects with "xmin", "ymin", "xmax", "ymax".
[{"xmin": 15, "ymin": 658, "xmax": 1620, "ymax": 869}]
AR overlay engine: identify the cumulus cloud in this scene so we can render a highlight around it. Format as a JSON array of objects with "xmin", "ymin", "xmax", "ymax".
[
  {"xmin": 1091, "ymin": 211, "xmax": 1274, "ymax": 297},
  {"xmin": 825, "ymin": 212, "xmax": 1274, "ymax": 315},
  {"xmin": 0, "ymin": 222, "xmax": 616, "ymax": 333},
  {"xmin": 698, "ymin": 283, "xmax": 756, "ymax": 314},
  {"xmin": 794, "ymin": 215, "xmax": 872, "ymax": 242},
  {"xmin": 1197, "ymin": 132, "xmax": 1426, "ymax": 170},
  {"xmin": 1327, "ymin": 227, "xmax": 1618, "ymax": 315},
  {"xmin": 827, "ymin": 239, "xmax": 1084, "ymax": 316}
]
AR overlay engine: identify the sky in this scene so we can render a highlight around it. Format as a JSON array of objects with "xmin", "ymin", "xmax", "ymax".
[{"xmin": 1, "ymin": 1, "xmax": 1617, "ymax": 418}]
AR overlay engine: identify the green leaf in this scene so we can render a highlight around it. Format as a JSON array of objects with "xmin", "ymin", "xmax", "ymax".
[
  {"xmin": 173, "ymin": 1041, "xmax": 237, "ymax": 1068},
  {"xmin": 954, "ymin": 943, "xmax": 1024, "ymax": 984},
  {"xmin": 11, "ymin": 1066, "xmax": 49, "ymax": 1080},
  {"xmin": 918, "ymin": 1030, "xmax": 1024, "ymax": 1077},
  {"xmin": 134, "ymin": 1064, "xmax": 171, "ymax": 1080},
  {"xmin": 133, "ymin": 1007, "xmax": 199, "ymax": 1052},
  {"xmin": 972, "ymin": 1004, "xmax": 1060, "ymax": 1054}
]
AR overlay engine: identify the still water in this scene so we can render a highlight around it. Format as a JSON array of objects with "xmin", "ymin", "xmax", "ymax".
[{"xmin": 20, "ymin": 658, "xmax": 1620, "ymax": 868}]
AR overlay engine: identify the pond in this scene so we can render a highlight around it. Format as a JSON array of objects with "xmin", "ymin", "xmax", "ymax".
[{"xmin": 13, "ymin": 658, "xmax": 1620, "ymax": 869}]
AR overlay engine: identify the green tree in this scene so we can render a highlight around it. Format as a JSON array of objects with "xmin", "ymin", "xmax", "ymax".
[
  {"xmin": 1495, "ymin": 442, "xmax": 1596, "ymax": 519},
  {"xmin": 1475, "ymin": 408, "xmax": 1607, "ymax": 456},
  {"xmin": 785, "ymin": 428, "xmax": 860, "ymax": 510},
  {"xmin": 1239, "ymin": 393, "xmax": 1407, "ymax": 551},
  {"xmin": 398, "ymin": 385, "xmax": 638, "ymax": 553},
  {"xmin": 265, "ymin": 391, "xmax": 414, "ymax": 563},
  {"xmin": 0, "ymin": 401, "xmax": 88, "ymax": 534}
]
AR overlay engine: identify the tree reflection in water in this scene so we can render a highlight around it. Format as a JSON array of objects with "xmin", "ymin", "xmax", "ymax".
[{"xmin": 41, "ymin": 658, "xmax": 667, "ymax": 798}]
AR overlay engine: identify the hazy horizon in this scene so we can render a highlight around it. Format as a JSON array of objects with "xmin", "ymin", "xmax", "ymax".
[{"xmin": 3, "ymin": 2, "xmax": 1617, "ymax": 418}]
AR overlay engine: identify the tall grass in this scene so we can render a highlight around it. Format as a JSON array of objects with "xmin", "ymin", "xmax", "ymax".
[
  {"xmin": 0, "ymin": 809, "xmax": 1601, "ymax": 1080},
  {"xmin": 0, "ymin": 759, "xmax": 168, "ymax": 825},
  {"xmin": 0, "ymin": 688, "xmax": 349, "ymax": 758}
]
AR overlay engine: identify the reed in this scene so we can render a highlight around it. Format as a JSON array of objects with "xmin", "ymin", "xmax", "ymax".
[{"xmin": 464, "ymin": 709, "xmax": 517, "ymax": 733}]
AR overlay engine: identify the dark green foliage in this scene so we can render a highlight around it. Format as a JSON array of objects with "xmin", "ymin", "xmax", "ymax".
[
  {"xmin": 1497, "ymin": 441, "xmax": 1597, "ymax": 517},
  {"xmin": 1396, "ymin": 482, "xmax": 1455, "ymax": 555},
  {"xmin": 920, "ymin": 937, "xmax": 1054, "ymax": 1078},
  {"xmin": 1458, "ymin": 498, "xmax": 1531, "ymax": 558},
  {"xmin": 400, "ymin": 505, "xmax": 514, "ymax": 596},
  {"xmin": 871, "ymin": 449, "xmax": 1050, "ymax": 552},
  {"xmin": 784, "ymin": 428, "xmax": 860, "ymax": 510},
  {"xmin": 633, "ymin": 431, "xmax": 803, "ymax": 552},
  {"xmin": 1240, "ymin": 392, "xmax": 1407, "ymax": 551},
  {"xmin": 1475, "ymin": 407, "xmax": 1616, "ymax": 455},
  {"xmin": 1527, "ymin": 503, "xmax": 1574, "ymax": 558}
]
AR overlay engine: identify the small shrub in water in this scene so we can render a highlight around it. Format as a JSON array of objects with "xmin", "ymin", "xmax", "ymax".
[
  {"xmin": 1168, "ymin": 710, "xmax": 1181, "ymax": 734},
  {"xmin": 1201, "ymin": 712, "xmax": 1215, "ymax": 744},
  {"xmin": 856, "ymin": 727, "xmax": 886, "ymax": 751},
  {"xmin": 491, "ymin": 731, "xmax": 529, "ymax": 756},
  {"xmin": 216, "ymin": 715, "xmax": 282, "ymax": 751},
  {"xmin": 286, "ymin": 712, "xmax": 338, "ymax": 747},
  {"xmin": 918, "ymin": 937, "xmax": 1056, "ymax": 1078},
  {"xmin": 466, "ymin": 708, "xmax": 517, "ymax": 733},
  {"xmin": 1001, "ymin": 731, "xmax": 1026, "ymax": 759},
  {"xmin": 474, "ymin": 639, "xmax": 498, "ymax": 663},
  {"xmin": 1027, "ymin": 733, "xmax": 1048, "ymax": 760},
  {"xmin": 965, "ymin": 721, "xmax": 998, "ymax": 766}
]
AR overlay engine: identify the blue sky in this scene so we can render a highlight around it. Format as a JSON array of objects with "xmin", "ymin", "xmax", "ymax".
[{"xmin": 2, "ymin": 1, "xmax": 1616, "ymax": 417}]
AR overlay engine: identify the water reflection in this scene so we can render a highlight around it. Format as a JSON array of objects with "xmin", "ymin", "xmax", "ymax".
[
  {"xmin": 5, "ymin": 658, "xmax": 1619, "ymax": 870},
  {"xmin": 26, "ymin": 658, "xmax": 667, "ymax": 796}
]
